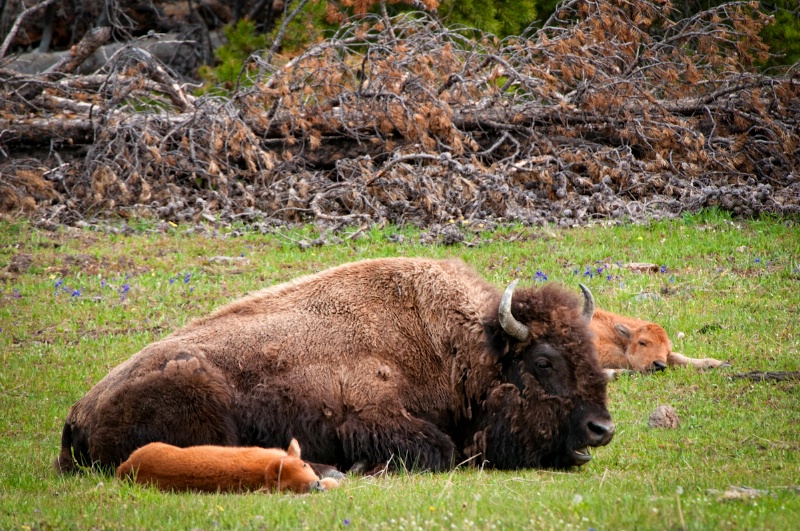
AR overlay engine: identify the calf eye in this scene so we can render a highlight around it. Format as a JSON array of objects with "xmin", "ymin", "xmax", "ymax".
[
  {"xmin": 638, "ymin": 340, "xmax": 648, "ymax": 347},
  {"xmin": 534, "ymin": 358, "xmax": 552, "ymax": 370}
]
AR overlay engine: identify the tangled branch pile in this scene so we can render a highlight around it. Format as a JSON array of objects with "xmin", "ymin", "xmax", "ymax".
[{"xmin": 1, "ymin": 0, "xmax": 798, "ymax": 229}]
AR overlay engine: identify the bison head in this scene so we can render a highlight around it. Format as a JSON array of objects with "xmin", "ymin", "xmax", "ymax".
[
  {"xmin": 476, "ymin": 282, "xmax": 614, "ymax": 469},
  {"xmin": 612, "ymin": 321, "xmax": 671, "ymax": 373}
]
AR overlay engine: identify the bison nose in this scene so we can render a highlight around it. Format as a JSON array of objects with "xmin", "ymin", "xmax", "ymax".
[
  {"xmin": 587, "ymin": 419, "xmax": 615, "ymax": 446},
  {"xmin": 310, "ymin": 480, "xmax": 325, "ymax": 492},
  {"xmin": 652, "ymin": 360, "xmax": 667, "ymax": 371}
]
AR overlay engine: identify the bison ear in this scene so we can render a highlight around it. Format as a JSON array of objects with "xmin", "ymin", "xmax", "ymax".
[
  {"xmin": 287, "ymin": 438, "xmax": 301, "ymax": 458},
  {"xmin": 614, "ymin": 323, "xmax": 632, "ymax": 341}
]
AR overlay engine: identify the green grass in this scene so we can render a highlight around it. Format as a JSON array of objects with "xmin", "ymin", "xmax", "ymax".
[{"xmin": 1, "ymin": 214, "xmax": 798, "ymax": 530}]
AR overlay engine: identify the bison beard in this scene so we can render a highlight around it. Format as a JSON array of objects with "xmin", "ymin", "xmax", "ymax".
[{"xmin": 55, "ymin": 258, "xmax": 613, "ymax": 475}]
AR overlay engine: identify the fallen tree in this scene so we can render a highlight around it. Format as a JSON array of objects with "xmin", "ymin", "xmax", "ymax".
[{"xmin": 1, "ymin": 0, "xmax": 798, "ymax": 229}]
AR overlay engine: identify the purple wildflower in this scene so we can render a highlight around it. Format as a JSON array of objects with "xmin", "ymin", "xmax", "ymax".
[
  {"xmin": 71, "ymin": 289, "xmax": 81, "ymax": 297},
  {"xmin": 343, "ymin": 519, "xmax": 350, "ymax": 526},
  {"xmin": 606, "ymin": 275, "xmax": 613, "ymax": 281},
  {"xmin": 583, "ymin": 266, "xmax": 594, "ymax": 279},
  {"xmin": 184, "ymin": 272, "xmax": 191, "ymax": 283},
  {"xmin": 534, "ymin": 271, "xmax": 548, "ymax": 282},
  {"xmin": 596, "ymin": 266, "xmax": 604, "ymax": 274},
  {"xmin": 755, "ymin": 258, "xmax": 761, "ymax": 264},
  {"xmin": 13, "ymin": 288, "xmax": 21, "ymax": 298},
  {"xmin": 670, "ymin": 276, "xmax": 675, "ymax": 283},
  {"xmin": 169, "ymin": 277, "xmax": 175, "ymax": 284},
  {"xmin": 660, "ymin": 265, "xmax": 667, "ymax": 273},
  {"xmin": 55, "ymin": 279, "xmax": 64, "ymax": 289},
  {"xmin": 121, "ymin": 284, "xmax": 130, "ymax": 294}
]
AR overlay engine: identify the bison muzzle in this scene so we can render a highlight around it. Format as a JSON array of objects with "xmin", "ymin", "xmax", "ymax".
[{"xmin": 56, "ymin": 258, "xmax": 614, "ymax": 474}]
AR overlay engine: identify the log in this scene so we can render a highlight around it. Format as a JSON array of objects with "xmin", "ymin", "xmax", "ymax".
[{"xmin": 730, "ymin": 371, "xmax": 800, "ymax": 382}]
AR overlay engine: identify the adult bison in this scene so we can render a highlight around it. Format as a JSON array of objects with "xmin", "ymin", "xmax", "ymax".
[
  {"xmin": 581, "ymin": 287, "xmax": 728, "ymax": 379},
  {"xmin": 56, "ymin": 258, "xmax": 614, "ymax": 474}
]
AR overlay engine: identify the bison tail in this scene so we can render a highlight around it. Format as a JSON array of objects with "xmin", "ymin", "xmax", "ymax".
[
  {"xmin": 54, "ymin": 422, "xmax": 77, "ymax": 474},
  {"xmin": 53, "ymin": 420, "xmax": 91, "ymax": 474}
]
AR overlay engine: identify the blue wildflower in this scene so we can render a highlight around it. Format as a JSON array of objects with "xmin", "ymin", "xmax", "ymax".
[
  {"xmin": 13, "ymin": 288, "xmax": 21, "ymax": 298},
  {"xmin": 755, "ymin": 258, "xmax": 761, "ymax": 264},
  {"xmin": 54, "ymin": 279, "xmax": 64, "ymax": 289},
  {"xmin": 344, "ymin": 519, "xmax": 350, "ymax": 526},
  {"xmin": 573, "ymin": 269, "xmax": 579, "ymax": 275},
  {"xmin": 71, "ymin": 289, "xmax": 81, "ymax": 297},
  {"xmin": 596, "ymin": 266, "xmax": 604, "ymax": 274},
  {"xmin": 660, "ymin": 265, "xmax": 667, "ymax": 273},
  {"xmin": 534, "ymin": 271, "xmax": 548, "ymax": 282},
  {"xmin": 583, "ymin": 266, "xmax": 594, "ymax": 279},
  {"xmin": 606, "ymin": 275, "xmax": 613, "ymax": 281},
  {"xmin": 169, "ymin": 277, "xmax": 175, "ymax": 284},
  {"xmin": 121, "ymin": 284, "xmax": 130, "ymax": 294},
  {"xmin": 670, "ymin": 276, "xmax": 675, "ymax": 283},
  {"xmin": 184, "ymin": 272, "xmax": 191, "ymax": 283}
]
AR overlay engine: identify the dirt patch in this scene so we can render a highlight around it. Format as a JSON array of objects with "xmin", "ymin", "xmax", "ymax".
[{"xmin": 8, "ymin": 253, "xmax": 33, "ymax": 273}]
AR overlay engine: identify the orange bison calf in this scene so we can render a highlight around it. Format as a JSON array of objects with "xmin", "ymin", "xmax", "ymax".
[
  {"xmin": 116, "ymin": 438, "xmax": 339, "ymax": 493},
  {"xmin": 581, "ymin": 287, "xmax": 728, "ymax": 379}
]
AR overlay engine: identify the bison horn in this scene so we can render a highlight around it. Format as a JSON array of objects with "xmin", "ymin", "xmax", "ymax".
[
  {"xmin": 499, "ymin": 279, "xmax": 530, "ymax": 342},
  {"xmin": 579, "ymin": 283, "xmax": 595, "ymax": 321}
]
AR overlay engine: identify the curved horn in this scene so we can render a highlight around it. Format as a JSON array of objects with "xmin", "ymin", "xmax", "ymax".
[
  {"xmin": 499, "ymin": 279, "xmax": 530, "ymax": 342},
  {"xmin": 579, "ymin": 283, "xmax": 595, "ymax": 321}
]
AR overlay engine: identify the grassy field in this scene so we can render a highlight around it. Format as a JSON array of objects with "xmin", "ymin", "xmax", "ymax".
[{"xmin": 1, "ymin": 211, "xmax": 798, "ymax": 530}]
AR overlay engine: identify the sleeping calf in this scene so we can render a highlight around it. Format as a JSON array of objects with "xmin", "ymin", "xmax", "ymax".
[
  {"xmin": 116, "ymin": 438, "xmax": 339, "ymax": 493},
  {"xmin": 589, "ymin": 305, "xmax": 728, "ymax": 380}
]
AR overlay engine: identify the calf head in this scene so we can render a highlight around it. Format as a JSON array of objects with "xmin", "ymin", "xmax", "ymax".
[
  {"xmin": 480, "ymin": 282, "xmax": 614, "ymax": 469},
  {"xmin": 614, "ymin": 322, "xmax": 671, "ymax": 373},
  {"xmin": 264, "ymin": 438, "xmax": 333, "ymax": 493}
]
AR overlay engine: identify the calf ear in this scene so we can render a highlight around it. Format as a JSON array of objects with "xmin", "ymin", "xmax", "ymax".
[
  {"xmin": 614, "ymin": 323, "xmax": 632, "ymax": 341},
  {"xmin": 287, "ymin": 438, "xmax": 301, "ymax": 458}
]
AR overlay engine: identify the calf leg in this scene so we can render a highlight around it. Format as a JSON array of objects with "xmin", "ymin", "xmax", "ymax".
[
  {"xmin": 668, "ymin": 351, "xmax": 729, "ymax": 370},
  {"xmin": 603, "ymin": 368, "xmax": 635, "ymax": 380},
  {"xmin": 336, "ymin": 399, "xmax": 457, "ymax": 473}
]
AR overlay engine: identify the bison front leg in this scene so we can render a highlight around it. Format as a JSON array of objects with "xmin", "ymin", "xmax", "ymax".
[
  {"xmin": 335, "ymin": 400, "xmax": 458, "ymax": 473},
  {"xmin": 667, "ymin": 352, "xmax": 729, "ymax": 370}
]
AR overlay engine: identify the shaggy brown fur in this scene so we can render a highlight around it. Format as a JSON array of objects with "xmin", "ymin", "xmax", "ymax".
[
  {"xmin": 56, "ymin": 258, "xmax": 614, "ymax": 474},
  {"xmin": 591, "ymin": 308, "xmax": 728, "ymax": 379},
  {"xmin": 116, "ymin": 438, "xmax": 338, "ymax": 493}
]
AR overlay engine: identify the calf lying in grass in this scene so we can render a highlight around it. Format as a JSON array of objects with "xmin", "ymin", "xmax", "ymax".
[
  {"xmin": 116, "ymin": 438, "xmax": 340, "ymax": 493},
  {"xmin": 588, "ymin": 301, "xmax": 728, "ymax": 379}
]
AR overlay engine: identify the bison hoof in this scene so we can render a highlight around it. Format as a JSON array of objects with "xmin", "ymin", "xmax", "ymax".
[
  {"xmin": 348, "ymin": 461, "xmax": 370, "ymax": 475},
  {"xmin": 321, "ymin": 468, "xmax": 346, "ymax": 481}
]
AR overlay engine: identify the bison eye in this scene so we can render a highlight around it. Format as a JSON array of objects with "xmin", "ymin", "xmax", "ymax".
[
  {"xmin": 638, "ymin": 340, "xmax": 648, "ymax": 347},
  {"xmin": 534, "ymin": 358, "xmax": 552, "ymax": 370}
]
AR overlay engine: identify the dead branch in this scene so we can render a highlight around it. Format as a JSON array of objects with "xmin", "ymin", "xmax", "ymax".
[
  {"xmin": 0, "ymin": 0, "xmax": 57, "ymax": 60},
  {"xmin": 1, "ymin": 1, "xmax": 798, "ymax": 228}
]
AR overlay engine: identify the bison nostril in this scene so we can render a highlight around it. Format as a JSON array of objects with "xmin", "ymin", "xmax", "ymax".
[
  {"xmin": 653, "ymin": 360, "xmax": 667, "ymax": 371},
  {"xmin": 587, "ymin": 420, "xmax": 615, "ymax": 444}
]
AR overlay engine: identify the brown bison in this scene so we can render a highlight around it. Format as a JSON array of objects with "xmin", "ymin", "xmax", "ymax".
[
  {"xmin": 56, "ymin": 258, "xmax": 614, "ymax": 474},
  {"xmin": 116, "ymin": 438, "xmax": 339, "ymax": 493},
  {"xmin": 580, "ymin": 287, "xmax": 728, "ymax": 379}
]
